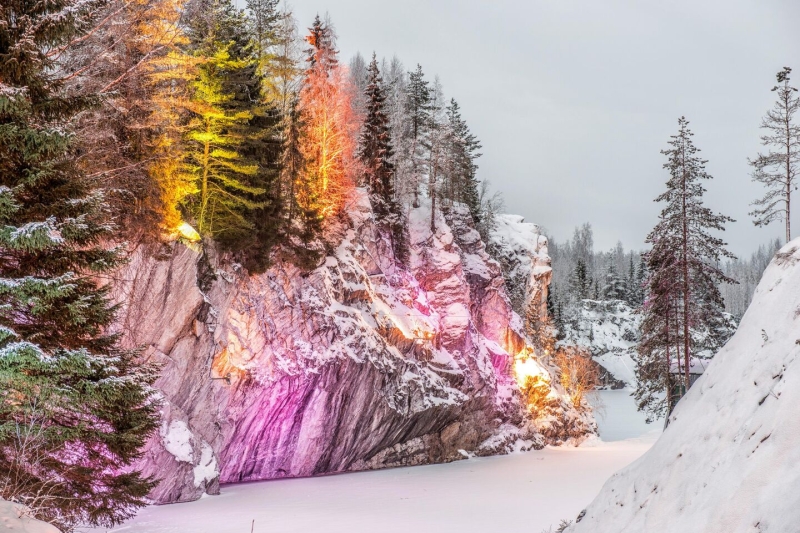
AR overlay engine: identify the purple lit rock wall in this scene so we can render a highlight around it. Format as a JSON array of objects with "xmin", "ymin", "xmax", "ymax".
[{"xmin": 111, "ymin": 190, "xmax": 592, "ymax": 504}]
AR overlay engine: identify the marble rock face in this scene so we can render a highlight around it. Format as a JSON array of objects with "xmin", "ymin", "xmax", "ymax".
[{"xmin": 112, "ymin": 190, "xmax": 591, "ymax": 504}]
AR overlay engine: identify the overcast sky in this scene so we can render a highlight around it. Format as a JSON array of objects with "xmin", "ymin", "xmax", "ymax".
[{"xmin": 289, "ymin": 0, "xmax": 800, "ymax": 255}]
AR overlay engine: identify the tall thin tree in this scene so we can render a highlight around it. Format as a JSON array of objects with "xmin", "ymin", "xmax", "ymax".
[
  {"xmin": 636, "ymin": 117, "xmax": 735, "ymax": 420},
  {"xmin": 749, "ymin": 67, "xmax": 800, "ymax": 243}
]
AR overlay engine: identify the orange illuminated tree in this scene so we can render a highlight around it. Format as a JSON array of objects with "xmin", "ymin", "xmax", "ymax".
[
  {"xmin": 137, "ymin": 0, "xmax": 198, "ymax": 234},
  {"xmin": 298, "ymin": 15, "xmax": 360, "ymax": 217}
]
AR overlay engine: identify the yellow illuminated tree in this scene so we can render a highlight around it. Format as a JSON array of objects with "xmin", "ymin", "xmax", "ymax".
[
  {"xmin": 135, "ymin": 0, "xmax": 199, "ymax": 234},
  {"xmin": 185, "ymin": 44, "xmax": 265, "ymax": 237}
]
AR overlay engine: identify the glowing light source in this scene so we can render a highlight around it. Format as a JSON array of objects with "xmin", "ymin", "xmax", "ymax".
[
  {"xmin": 514, "ymin": 346, "xmax": 548, "ymax": 387},
  {"xmin": 177, "ymin": 221, "xmax": 201, "ymax": 242}
]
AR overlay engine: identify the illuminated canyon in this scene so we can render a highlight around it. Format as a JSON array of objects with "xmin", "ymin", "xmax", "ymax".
[{"xmin": 112, "ymin": 190, "xmax": 595, "ymax": 503}]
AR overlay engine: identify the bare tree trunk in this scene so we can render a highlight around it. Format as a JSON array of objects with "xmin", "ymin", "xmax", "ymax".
[
  {"xmin": 787, "ymin": 94, "xmax": 792, "ymax": 243},
  {"xmin": 681, "ymin": 142, "xmax": 691, "ymax": 388}
]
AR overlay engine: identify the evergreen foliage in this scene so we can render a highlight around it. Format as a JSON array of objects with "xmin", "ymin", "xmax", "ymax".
[
  {"xmin": 601, "ymin": 263, "xmax": 627, "ymax": 300},
  {"xmin": 357, "ymin": 54, "xmax": 407, "ymax": 260},
  {"xmin": 635, "ymin": 117, "xmax": 735, "ymax": 420},
  {"xmin": 0, "ymin": 0, "xmax": 159, "ymax": 527},
  {"xmin": 749, "ymin": 67, "xmax": 800, "ymax": 243},
  {"xmin": 184, "ymin": 0, "xmax": 268, "ymax": 242},
  {"xmin": 570, "ymin": 259, "xmax": 591, "ymax": 300},
  {"xmin": 443, "ymin": 99, "xmax": 482, "ymax": 224}
]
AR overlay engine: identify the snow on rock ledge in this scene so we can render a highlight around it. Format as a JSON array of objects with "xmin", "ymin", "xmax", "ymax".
[
  {"xmin": 112, "ymin": 190, "xmax": 590, "ymax": 504},
  {"xmin": 489, "ymin": 214, "xmax": 551, "ymax": 317},
  {"xmin": 568, "ymin": 239, "xmax": 800, "ymax": 533}
]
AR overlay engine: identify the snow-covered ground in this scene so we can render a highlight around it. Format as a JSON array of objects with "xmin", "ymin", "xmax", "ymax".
[
  {"xmin": 591, "ymin": 390, "xmax": 661, "ymax": 442},
  {"xmin": 0, "ymin": 499, "xmax": 60, "ymax": 533},
  {"xmin": 568, "ymin": 240, "xmax": 800, "ymax": 533},
  {"xmin": 87, "ymin": 392, "xmax": 657, "ymax": 533}
]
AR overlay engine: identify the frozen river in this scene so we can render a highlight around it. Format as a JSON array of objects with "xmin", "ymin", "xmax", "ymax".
[{"xmin": 88, "ymin": 391, "xmax": 660, "ymax": 533}]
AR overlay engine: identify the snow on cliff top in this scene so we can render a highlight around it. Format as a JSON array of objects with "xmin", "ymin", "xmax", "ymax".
[
  {"xmin": 568, "ymin": 239, "xmax": 800, "ymax": 533},
  {"xmin": 0, "ymin": 500, "xmax": 60, "ymax": 533}
]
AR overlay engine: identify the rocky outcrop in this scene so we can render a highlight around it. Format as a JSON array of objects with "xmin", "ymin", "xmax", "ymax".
[{"xmin": 112, "ymin": 190, "xmax": 592, "ymax": 504}]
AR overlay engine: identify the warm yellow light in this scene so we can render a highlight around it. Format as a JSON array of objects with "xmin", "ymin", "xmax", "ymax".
[
  {"xmin": 514, "ymin": 356, "xmax": 545, "ymax": 385},
  {"xmin": 513, "ymin": 345, "xmax": 548, "ymax": 386},
  {"xmin": 177, "ymin": 222, "xmax": 201, "ymax": 242}
]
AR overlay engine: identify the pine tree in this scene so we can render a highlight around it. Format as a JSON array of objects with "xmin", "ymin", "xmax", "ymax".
[
  {"xmin": 358, "ymin": 54, "xmax": 395, "ymax": 205},
  {"xmin": 635, "ymin": 117, "xmax": 735, "ymax": 420},
  {"xmin": 246, "ymin": 0, "xmax": 280, "ymax": 67},
  {"xmin": 183, "ymin": 0, "xmax": 271, "ymax": 242},
  {"xmin": 134, "ymin": 0, "xmax": 199, "ymax": 236},
  {"xmin": 405, "ymin": 64, "xmax": 432, "ymax": 206},
  {"xmin": 443, "ymin": 98, "xmax": 482, "ymax": 223},
  {"xmin": 635, "ymin": 255, "xmax": 647, "ymax": 305},
  {"xmin": 601, "ymin": 263, "xmax": 627, "ymax": 300},
  {"xmin": 427, "ymin": 77, "xmax": 447, "ymax": 231},
  {"xmin": 0, "ymin": 0, "xmax": 159, "ymax": 527},
  {"xmin": 625, "ymin": 255, "xmax": 636, "ymax": 305},
  {"xmin": 749, "ymin": 67, "xmax": 800, "ymax": 243},
  {"xmin": 635, "ymin": 240, "xmax": 677, "ymax": 422},
  {"xmin": 570, "ymin": 259, "xmax": 590, "ymax": 300},
  {"xmin": 357, "ymin": 54, "xmax": 407, "ymax": 260}
]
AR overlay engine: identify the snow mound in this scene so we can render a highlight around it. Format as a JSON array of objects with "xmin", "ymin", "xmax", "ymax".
[
  {"xmin": 568, "ymin": 239, "xmax": 800, "ymax": 533},
  {"xmin": 0, "ymin": 499, "xmax": 60, "ymax": 533}
]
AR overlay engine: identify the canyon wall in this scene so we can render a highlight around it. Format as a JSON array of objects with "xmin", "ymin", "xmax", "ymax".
[{"xmin": 112, "ymin": 190, "xmax": 593, "ymax": 503}]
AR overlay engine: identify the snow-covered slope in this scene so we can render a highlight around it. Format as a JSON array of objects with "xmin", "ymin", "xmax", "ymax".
[
  {"xmin": 0, "ymin": 500, "xmax": 60, "ymax": 533},
  {"xmin": 568, "ymin": 239, "xmax": 800, "ymax": 533},
  {"xmin": 112, "ymin": 191, "xmax": 592, "ymax": 504}
]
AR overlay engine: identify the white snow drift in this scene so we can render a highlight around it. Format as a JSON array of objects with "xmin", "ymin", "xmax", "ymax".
[
  {"xmin": 568, "ymin": 239, "xmax": 800, "ymax": 533},
  {"xmin": 0, "ymin": 499, "xmax": 60, "ymax": 533}
]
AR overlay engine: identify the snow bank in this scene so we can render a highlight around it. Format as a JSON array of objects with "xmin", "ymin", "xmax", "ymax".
[
  {"xmin": 0, "ymin": 499, "xmax": 60, "ymax": 533},
  {"xmin": 568, "ymin": 239, "xmax": 800, "ymax": 533}
]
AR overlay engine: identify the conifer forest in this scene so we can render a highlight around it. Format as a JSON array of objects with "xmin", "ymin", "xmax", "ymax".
[{"xmin": 1, "ymin": 1, "xmax": 799, "ymax": 532}]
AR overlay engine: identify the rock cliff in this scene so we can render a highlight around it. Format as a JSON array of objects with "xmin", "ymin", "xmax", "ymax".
[{"xmin": 112, "ymin": 190, "xmax": 592, "ymax": 504}]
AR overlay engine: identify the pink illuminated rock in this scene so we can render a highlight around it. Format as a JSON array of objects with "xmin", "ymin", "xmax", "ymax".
[{"xmin": 110, "ymin": 190, "xmax": 593, "ymax": 504}]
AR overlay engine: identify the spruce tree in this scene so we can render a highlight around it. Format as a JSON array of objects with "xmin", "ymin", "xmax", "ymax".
[
  {"xmin": 570, "ymin": 259, "xmax": 590, "ymax": 301},
  {"xmin": 359, "ymin": 54, "xmax": 396, "ymax": 208},
  {"xmin": 405, "ymin": 64, "xmax": 432, "ymax": 206},
  {"xmin": 625, "ymin": 255, "xmax": 637, "ymax": 305},
  {"xmin": 357, "ymin": 54, "xmax": 407, "ymax": 260},
  {"xmin": 444, "ymin": 99, "xmax": 482, "ymax": 223},
  {"xmin": 601, "ymin": 263, "xmax": 627, "ymax": 300},
  {"xmin": 635, "ymin": 117, "xmax": 735, "ymax": 419},
  {"xmin": 0, "ymin": 0, "xmax": 159, "ymax": 528},
  {"xmin": 749, "ymin": 67, "xmax": 800, "ymax": 243},
  {"xmin": 184, "ymin": 0, "xmax": 268, "ymax": 241}
]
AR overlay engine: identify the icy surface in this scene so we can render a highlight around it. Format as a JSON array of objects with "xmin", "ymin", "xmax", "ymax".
[
  {"xmin": 568, "ymin": 239, "xmax": 800, "ymax": 533},
  {"xmin": 0, "ymin": 499, "xmax": 60, "ymax": 533},
  {"xmin": 590, "ymin": 390, "xmax": 661, "ymax": 442},
  {"xmin": 89, "ymin": 415, "xmax": 655, "ymax": 533}
]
